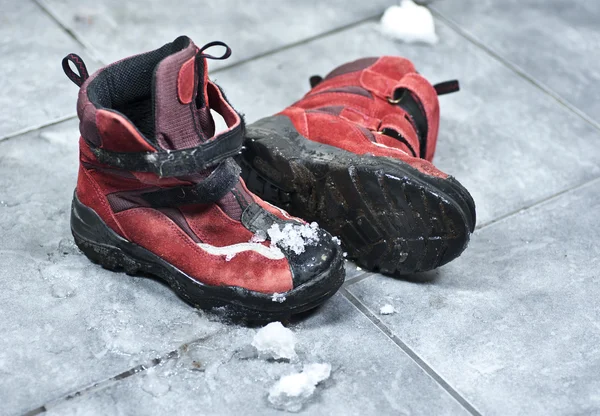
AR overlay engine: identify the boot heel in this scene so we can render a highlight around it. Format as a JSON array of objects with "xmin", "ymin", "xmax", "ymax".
[{"xmin": 70, "ymin": 191, "xmax": 142, "ymax": 275}]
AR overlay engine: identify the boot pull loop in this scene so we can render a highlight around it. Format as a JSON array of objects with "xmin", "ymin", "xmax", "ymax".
[
  {"xmin": 62, "ymin": 53, "xmax": 89, "ymax": 87},
  {"xmin": 433, "ymin": 80, "xmax": 460, "ymax": 95},
  {"xmin": 198, "ymin": 41, "xmax": 232, "ymax": 60}
]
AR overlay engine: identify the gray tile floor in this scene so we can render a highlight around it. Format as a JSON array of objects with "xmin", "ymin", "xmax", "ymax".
[{"xmin": 1, "ymin": 1, "xmax": 599, "ymax": 415}]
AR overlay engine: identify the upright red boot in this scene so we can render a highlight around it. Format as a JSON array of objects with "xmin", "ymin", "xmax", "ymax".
[
  {"xmin": 62, "ymin": 36, "xmax": 344, "ymax": 320},
  {"xmin": 240, "ymin": 56, "xmax": 476, "ymax": 275}
]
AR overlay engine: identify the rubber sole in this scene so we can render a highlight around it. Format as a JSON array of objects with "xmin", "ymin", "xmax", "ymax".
[
  {"xmin": 238, "ymin": 115, "xmax": 476, "ymax": 275},
  {"xmin": 71, "ymin": 193, "xmax": 345, "ymax": 322}
]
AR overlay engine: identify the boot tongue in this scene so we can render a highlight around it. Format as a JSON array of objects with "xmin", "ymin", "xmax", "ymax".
[{"xmin": 153, "ymin": 38, "xmax": 212, "ymax": 150}]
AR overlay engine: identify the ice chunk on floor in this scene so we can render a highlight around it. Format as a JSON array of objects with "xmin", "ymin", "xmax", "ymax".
[
  {"xmin": 140, "ymin": 368, "xmax": 170, "ymax": 397},
  {"xmin": 379, "ymin": 304, "xmax": 396, "ymax": 315},
  {"xmin": 268, "ymin": 363, "xmax": 332, "ymax": 412},
  {"xmin": 252, "ymin": 322, "xmax": 297, "ymax": 360},
  {"xmin": 267, "ymin": 222, "xmax": 320, "ymax": 255},
  {"xmin": 380, "ymin": 0, "xmax": 438, "ymax": 44}
]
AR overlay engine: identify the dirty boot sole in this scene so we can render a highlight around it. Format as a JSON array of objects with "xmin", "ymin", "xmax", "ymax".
[
  {"xmin": 238, "ymin": 115, "xmax": 476, "ymax": 275},
  {"xmin": 71, "ymin": 193, "xmax": 345, "ymax": 322}
]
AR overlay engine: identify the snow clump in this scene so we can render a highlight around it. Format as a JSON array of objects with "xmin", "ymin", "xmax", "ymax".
[
  {"xmin": 250, "ymin": 229, "xmax": 267, "ymax": 243},
  {"xmin": 379, "ymin": 304, "xmax": 396, "ymax": 315},
  {"xmin": 267, "ymin": 222, "xmax": 320, "ymax": 255},
  {"xmin": 380, "ymin": 0, "xmax": 438, "ymax": 44},
  {"xmin": 271, "ymin": 293, "xmax": 287, "ymax": 303},
  {"xmin": 268, "ymin": 363, "xmax": 332, "ymax": 412},
  {"xmin": 252, "ymin": 322, "xmax": 297, "ymax": 360}
]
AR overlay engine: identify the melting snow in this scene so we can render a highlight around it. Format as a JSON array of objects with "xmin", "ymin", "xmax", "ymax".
[
  {"xmin": 271, "ymin": 293, "xmax": 287, "ymax": 303},
  {"xmin": 252, "ymin": 322, "xmax": 297, "ymax": 360},
  {"xmin": 250, "ymin": 229, "xmax": 267, "ymax": 243},
  {"xmin": 380, "ymin": 0, "xmax": 438, "ymax": 44},
  {"xmin": 267, "ymin": 363, "xmax": 332, "ymax": 412},
  {"xmin": 331, "ymin": 236, "xmax": 341, "ymax": 245},
  {"xmin": 140, "ymin": 368, "xmax": 170, "ymax": 397},
  {"xmin": 267, "ymin": 222, "xmax": 320, "ymax": 255},
  {"xmin": 224, "ymin": 253, "xmax": 235, "ymax": 262},
  {"xmin": 379, "ymin": 304, "xmax": 396, "ymax": 315}
]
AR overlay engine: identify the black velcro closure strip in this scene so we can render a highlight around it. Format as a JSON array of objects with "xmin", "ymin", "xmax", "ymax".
[
  {"xmin": 433, "ymin": 80, "xmax": 460, "ymax": 95},
  {"xmin": 391, "ymin": 88, "xmax": 428, "ymax": 158},
  {"xmin": 140, "ymin": 158, "xmax": 241, "ymax": 207},
  {"xmin": 380, "ymin": 128, "xmax": 417, "ymax": 157},
  {"xmin": 91, "ymin": 122, "xmax": 244, "ymax": 177}
]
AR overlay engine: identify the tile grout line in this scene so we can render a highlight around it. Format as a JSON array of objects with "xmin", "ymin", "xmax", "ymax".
[
  {"xmin": 341, "ymin": 288, "xmax": 482, "ymax": 416},
  {"xmin": 34, "ymin": 0, "xmax": 106, "ymax": 65},
  {"xmin": 475, "ymin": 174, "xmax": 600, "ymax": 231},
  {"xmin": 21, "ymin": 334, "xmax": 217, "ymax": 416},
  {"xmin": 0, "ymin": 114, "xmax": 77, "ymax": 143},
  {"xmin": 210, "ymin": 14, "xmax": 382, "ymax": 75},
  {"xmin": 430, "ymin": 6, "xmax": 600, "ymax": 134},
  {"xmin": 4, "ymin": 6, "xmax": 381, "ymax": 143}
]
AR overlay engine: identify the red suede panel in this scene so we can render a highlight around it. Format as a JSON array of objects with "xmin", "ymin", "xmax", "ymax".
[
  {"xmin": 339, "ymin": 107, "xmax": 380, "ymax": 131},
  {"xmin": 96, "ymin": 109, "xmax": 157, "ymax": 153},
  {"xmin": 131, "ymin": 172, "xmax": 192, "ymax": 187},
  {"xmin": 87, "ymin": 169, "xmax": 151, "ymax": 195},
  {"xmin": 207, "ymin": 81, "xmax": 240, "ymax": 128},
  {"xmin": 379, "ymin": 112, "xmax": 421, "ymax": 154},
  {"xmin": 394, "ymin": 73, "xmax": 440, "ymax": 161},
  {"xmin": 115, "ymin": 208, "xmax": 294, "ymax": 293},
  {"xmin": 278, "ymin": 108, "xmax": 309, "ymax": 137},
  {"xmin": 308, "ymin": 72, "xmax": 363, "ymax": 96},
  {"xmin": 301, "ymin": 113, "xmax": 447, "ymax": 179},
  {"xmin": 359, "ymin": 57, "xmax": 417, "ymax": 99},
  {"xmin": 76, "ymin": 165, "xmax": 129, "ymax": 238},
  {"xmin": 374, "ymin": 134, "xmax": 413, "ymax": 156},
  {"xmin": 177, "ymin": 57, "xmax": 196, "ymax": 104},
  {"xmin": 180, "ymin": 203, "xmax": 255, "ymax": 247},
  {"xmin": 296, "ymin": 92, "xmax": 373, "ymax": 116},
  {"xmin": 368, "ymin": 56, "xmax": 417, "ymax": 83},
  {"xmin": 276, "ymin": 55, "xmax": 450, "ymax": 176}
]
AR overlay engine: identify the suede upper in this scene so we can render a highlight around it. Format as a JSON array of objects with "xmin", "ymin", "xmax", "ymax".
[
  {"xmin": 278, "ymin": 56, "xmax": 455, "ymax": 179},
  {"xmin": 70, "ymin": 36, "xmax": 339, "ymax": 294}
]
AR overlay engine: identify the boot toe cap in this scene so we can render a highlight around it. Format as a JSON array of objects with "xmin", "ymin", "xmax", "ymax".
[{"xmin": 283, "ymin": 229, "xmax": 341, "ymax": 288}]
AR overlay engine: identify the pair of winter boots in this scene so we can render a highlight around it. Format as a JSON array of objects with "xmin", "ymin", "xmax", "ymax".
[{"xmin": 63, "ymin": 36, "xmax": 475, "ymax": 320}]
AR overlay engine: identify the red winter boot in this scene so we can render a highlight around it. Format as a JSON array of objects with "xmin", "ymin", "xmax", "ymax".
[
  {"xmin": 240, "ymin": 56, "xmax": 476, "ymax": 275},
  {"xmin": 62, "ymin": 36, "xmax": 344, "ymax": 320}
]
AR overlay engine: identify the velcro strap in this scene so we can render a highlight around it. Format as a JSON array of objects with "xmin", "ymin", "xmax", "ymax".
[
  {"xmin": 140, "ymin": 158, "xmax": 241, "ymax": 207},
  {"xmin": 90, "ymin": 121, "xmax": 244, "ymax": 177},
  {"xmin": 339, "ymin": 107, "xmax": 381, "ymax": 131},
  {"xmin": 379, "ymin": 113, "xmax": 421, "ymax": 157}
]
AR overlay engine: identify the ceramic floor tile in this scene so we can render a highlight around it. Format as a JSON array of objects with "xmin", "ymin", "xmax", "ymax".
[
  {"xmin": 0, "ymin": 1, "xmax": 99, "ymax": 139},
  {"xmin": 434, "ymin": 0, "xmax": 600, "ymax": 123},
  {"xmin": 37, "ymin": 0, "xmax": 389, "ymax": 67},
  {"xmin": 347, "ymin": 178, "xmax": 600, "ymax": 415},
  {"xmin": 0, "ymin": 121, "xmax": 219, "ymax": 414},
  {"xmin": 45, "ymin": 295, "xmax": 470, "ymax": 416}
]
